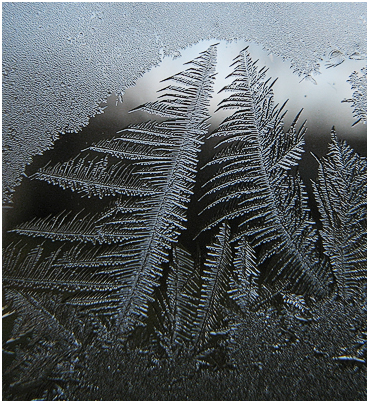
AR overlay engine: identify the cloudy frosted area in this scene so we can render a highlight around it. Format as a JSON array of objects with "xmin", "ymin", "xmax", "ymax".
[{"xmin": 2, "ymin": 2, "xmax": 367, "ymax": 204}]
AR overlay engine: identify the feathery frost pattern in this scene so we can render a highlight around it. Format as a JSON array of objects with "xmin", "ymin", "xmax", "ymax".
[
  {"xmin": 10, "ymin": 203, "xmax": 149, "ymax": 244},
  {"xmin": 10, "ymin": 210, "xmax": 103, "ymax": 243},
  {"xmin": 200, "ymin": 47, "xmax": 330, "ymax": 296},
  {"xmin": 228, "ymin": 236, "xmax": 259, "ymax": 309},
  {"xmin": 312, "ymin": 130, "xmax": 367, "ymax": 300},
  {"xmin": 3, "ymin": 242, "xmax": 127, "ymax": 316},
  {"xmin": 8, "ymin": 44, "xmax": 218, "ymax": 331},
  {"xmin": 193, "ymin": 222, "xmax": 232, "ymax": 346},
  {"xmin": 3, "ymin": 43, "xmax": 366, "ymax": 400},
  {"xmin": 109, "ymin": 44, "xmax": 217, "ymax": 329},
  {"xmin": 342, "ymin": 67, "xmax": 367, "ymax": 126},
  {"xmin": 31, "ymin": 155, "xmax": 158, "ymax": 198}
]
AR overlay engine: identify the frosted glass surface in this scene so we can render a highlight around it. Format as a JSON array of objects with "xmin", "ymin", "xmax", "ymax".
[
  {"xmin": 2, "ymin": 3, "xmax": 367, "ymax": 401},
  {"xmin": 2, "ymin": 2, "xmax": 367, "ymax": 204}
]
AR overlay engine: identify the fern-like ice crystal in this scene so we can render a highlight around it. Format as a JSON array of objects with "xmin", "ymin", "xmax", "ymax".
[
  {"xmin": 200, "ymin": 47, "xmax": 331, "ymax": 297},
  {"xmin": 312, "ymin": 129, "xmax": 367, "ymax": 301}
]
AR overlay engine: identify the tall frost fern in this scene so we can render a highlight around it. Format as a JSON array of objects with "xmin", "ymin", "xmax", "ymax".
[
  {"xmin": 312, "ymin": 129, "xmax": 367, "ymax": 301},
  {"xmin": 6, "ymin": 45, "xmax": 217, "ymax": 330},
  {"xmin": 200, "ymin": 47, "xmax": 331, "ymax": 296}
]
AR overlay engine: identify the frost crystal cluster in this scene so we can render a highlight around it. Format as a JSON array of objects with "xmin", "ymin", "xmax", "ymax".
[{"xmin": 342, "ymin": 67, "xmax": 367, "ymax": 126}]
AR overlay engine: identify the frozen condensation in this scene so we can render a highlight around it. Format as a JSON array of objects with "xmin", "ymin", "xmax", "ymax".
[
  {"xmin": 342, "ymin": 67, "xmax": 367, "ymax": 126},
  {"xmin": 2, "ymin": 2, "xmax": 367, "ymax": 204}
]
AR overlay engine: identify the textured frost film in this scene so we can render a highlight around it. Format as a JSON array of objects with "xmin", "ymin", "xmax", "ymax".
[
  {"xmin": 2, "ymin": 2, "xmax": 367, "ymax": 205},
  {"xmin": 2, "ymin": 4, "xmax": 367, "ymax": 401}
]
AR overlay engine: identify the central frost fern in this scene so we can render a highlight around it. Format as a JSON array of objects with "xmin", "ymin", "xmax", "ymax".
[
  {"xmin": 200, "ymin": 47, "xmax": 331, "ymax": 296},
  {"xmin": 107, "ymin": 44, "xmax": 217, "ymax": 329}
]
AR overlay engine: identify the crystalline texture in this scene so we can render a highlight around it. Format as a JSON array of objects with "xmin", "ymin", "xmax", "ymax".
[
  {"xmin": 342, "ymin": 67, "xmax": 367, "ymax": 126},
  {"xmin": 2, "ymin": 2, "xmax": 366, "ymax": 204}
]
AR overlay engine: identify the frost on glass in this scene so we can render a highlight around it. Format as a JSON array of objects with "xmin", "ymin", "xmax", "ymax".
[
  {"xmin": 2, "ymin": 2, "xmax": 367, "ymax": 205},
  {"xmin": 312, "ymin": 131, "xmax": 367, "ymax": 301},
  {"xmin": 342, "ymin": 67, "xmax": 367, "ymax": 126},
  {"xmin": 2, "ymin": 3, "xmax": 367, "ymax": 401},
  {"xmin": 7, "ymin": 45, "xmax": 218, "ymax": 333},
  {"xmin": 199, "ymin": 48, "xmax": 331, "ymax": 298}
]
